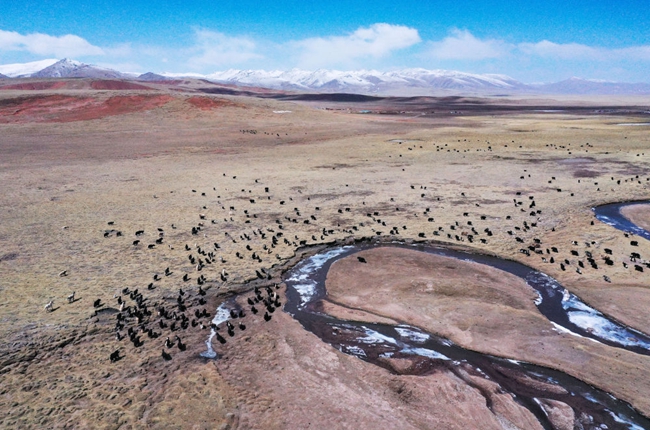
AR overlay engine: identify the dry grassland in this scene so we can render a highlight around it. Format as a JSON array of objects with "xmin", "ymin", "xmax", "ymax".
[{"xmin": 0, "ymin": 81, "xmax": 649, "ymax": 428}]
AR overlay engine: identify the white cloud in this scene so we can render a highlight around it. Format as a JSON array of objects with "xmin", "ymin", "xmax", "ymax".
[
  {"xmin": 518, "ymin": 40, "xmax": 602, "ymax": 59},
  {"xmin": 0, "ymin": 29, "xmax": 104, "ymax": 57},
  {"xmin": 3, "ymin": 24, "xmax": 649, "ymax": 82},
  {"xmin": 427, "ymin": 29, "xmax": 511, "ymax": 60},
  {"xmin": 518, "ymin": 40, "xmax": 650, "ymax": 61},
  {"xmin": 0, "ymin": 58, "xmax": 58, "ymax": 77},
  {"xmin": 103, "ymin": 43, "xmax": 135, "ymax": 58},
  {"xmin": 618, "ymin": 45, "xmax": 650, "ymax": 60},
  {"xmin": 188, "ymin": 29, "xmax": 263, "ymax": 68},
  {"xmin": 293, "ymin": 23, "xmax": 421, "ymax": 68},
  {"xmin": 424, "ymin": 29, "xmax": 650, "ymax": 67}
]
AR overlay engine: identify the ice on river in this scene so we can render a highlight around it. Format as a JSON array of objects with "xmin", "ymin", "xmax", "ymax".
[
  {"xmin": 286, "ymin": 246, "xmax": 352, "ymax": 307},
  {"xmin": 395, "ymin": 325, "xmax": 431, "ymax": 343},
  {"xmin": 201, "ymin": 302, "xmax": 232, "ymax": 358},
  {"xmin": 562, "ymin": 293, "xmax": 650, "ymax": 350},
  {"xmin": 359, "ymin": 326, "xmax": 449, "ymax": 361}
]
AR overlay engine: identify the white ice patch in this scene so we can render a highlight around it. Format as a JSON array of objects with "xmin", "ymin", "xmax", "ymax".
[
  {"xmin": 200, "ymin": 303, "xmax": 231, "ymax": 358},
  {"xmin": 343, "ymin": 345, "xmax": 367, "ymax": 357},
  {"xmin": 563, "ymin": 295, "xmax": 650, "ymax": 349},
  {"xmin": 395, "ymin": 326, "xmax": 430, "ymax": 343},
  {"xmin": 567, "ymin": 312, "xmax": 648, "ymax": 348},
  {"xmin": 200, "ymin": 332, "xmax": 218, "ymax": 358},
  {"xmin": 533, "ymin": 398, "xmax": 550, "ymax": 417},
  {"xmin": 211, "ymin": 303, "xmax": 231, "ymax": 326},
  {"xmin": 358, "ymin": 327, "xmax": 399, "ymax": 345},
  {"xmin": 551, "ymin": 321, "xmax": 588, "ymax": 340},
  {"xmin": 526, "ymin": 271, "xmax": 563, "ymax": 295},
  {"xmin": 562, "ymin": 294, "xmax": 593, "ymax": 312},
  {"xmin": 359, "ymin": 326, "xmax": 449, "ymax": 360},
  {"xmin": 610, "ymin": 411, "xmax": 646, "ymax": 430},
  {"xmin": 526, "ymin": 271, "xmax": 650, "ymax": 350},
  {"xmin": 405, "ymin": 347, "xmax": 449, "ymax": 360},
  {"xmin": 526, "ymin": 271, "xmax": 567, "ymax": 307},
  {"xmin": 286, "ymin": 246, "xmax": 352, "ymax": 307},
  {"xmin": 596, "ymin": 215, "xmax": 617, "ymax": 227},
  {"xmin": 596, "ymin": 211, "xmax": 650, "ymax": 239},
  {"xmin": 273, "ymin": 110, "xmax": 292, "ymax": 114},
  {"xmin": 291, "ymin": 283, "xmax": 318, "ymax": 307},
  {"xmin": 562, "ymin": 289, "xmax": 571, "ymax": 303}
]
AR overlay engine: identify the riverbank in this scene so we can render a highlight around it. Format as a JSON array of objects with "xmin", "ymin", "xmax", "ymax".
[
  {"xmin": 325, "ymin": 246, "xmax": 650, "ymax": 416},
  {"xmin": 621, "ymin": 203, "xmax": 650, "ymax": 233}
]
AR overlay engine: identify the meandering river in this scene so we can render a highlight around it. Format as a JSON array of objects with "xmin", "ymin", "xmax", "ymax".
[
  {"xmin": 282, "ymin": 244, "xmax": 649, "ymax": 429},
  {"xmin": 204, "ymin": 201, "xmax": 650, "ymax": 428},
  {"xmin": 277, "ymin": 201, "xmax": 650, "ymax": 429}
]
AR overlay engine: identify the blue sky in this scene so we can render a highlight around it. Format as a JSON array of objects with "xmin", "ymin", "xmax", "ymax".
[{"xmin": 1, "ymin": 0, "xmax": 649, "ymax": 82}]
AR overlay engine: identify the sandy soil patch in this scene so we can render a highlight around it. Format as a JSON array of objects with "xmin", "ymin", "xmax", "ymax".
[
  {"xmin": 0, "ymin": 94, "xmax": 173, "ymax": 123},
  {"xmin": 326, "ymin": 246, "xmax": 650, "ymax": 415},
  {"xmin": 621, "ymin": 203, "xmax": 650, "ymax": 232},
  {"xmin": 0, "ymin": 81, "xmax": 68, "ymax": 91},
  {"xmin": 186, "ymin": 96, "xmax": 236, "ymax": 110},
  {"xmin": 89, "ymin": 80, "xmax": 153, "ymax": 91}
]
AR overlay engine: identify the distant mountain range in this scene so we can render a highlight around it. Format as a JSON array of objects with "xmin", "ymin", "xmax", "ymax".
[
  {"xmin": 30, "ymin": 58, "xmax": 124, "ymax": 79},
  {"xmin": 1, "ymin": 58, "xmax": 650, "ymax": 95},
  {"xmin": 189, "ymin": 68, "xmax": 528, "ymax": 95}
]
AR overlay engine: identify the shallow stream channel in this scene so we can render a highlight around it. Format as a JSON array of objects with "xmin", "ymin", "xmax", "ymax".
[
  {"xmin": 281, "ymin": 201, "xmax": 650, "ymax": 429},
  {"xmin": 207, "ymin": 202, "xmax": 650, "ymax": 428}
]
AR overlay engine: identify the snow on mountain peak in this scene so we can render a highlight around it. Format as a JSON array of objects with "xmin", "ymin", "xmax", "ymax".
[
  {"xmin": 2, "ymin": 59, "xmax": 648, "ymax": 95},
  {"xmin": 198, "ymin": 68, "xmax": 523, "ymax": 93},
  {"xmin": 0, "ymin": 58, "xmax": 526, "ymax": 93},
  {"xmin": 31, "ymin": 59, "xmax": 125, "ymax": 79}
]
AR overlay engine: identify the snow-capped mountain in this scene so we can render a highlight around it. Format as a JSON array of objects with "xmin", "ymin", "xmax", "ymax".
[
  {"xmin": 1, "ymin": 58, "xmax": 650, "ymax": 95},
  {"xmin": 0, "ymin": 73, "xmax": 8, "ymax": 79},
  {"xmin": 31, "ymin": 58, "xmax": 126, "ymax": 79},
  {"xmin": 0, "ymin": 59, "xmax": 58, "ymax": 77},
  {"xmin": 137, "ymin": 72, "xmax": 173, "ymax": 81},
  {"xmin": 194, "ymin": 68, "xmax": 526, "ymax": 94}
]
